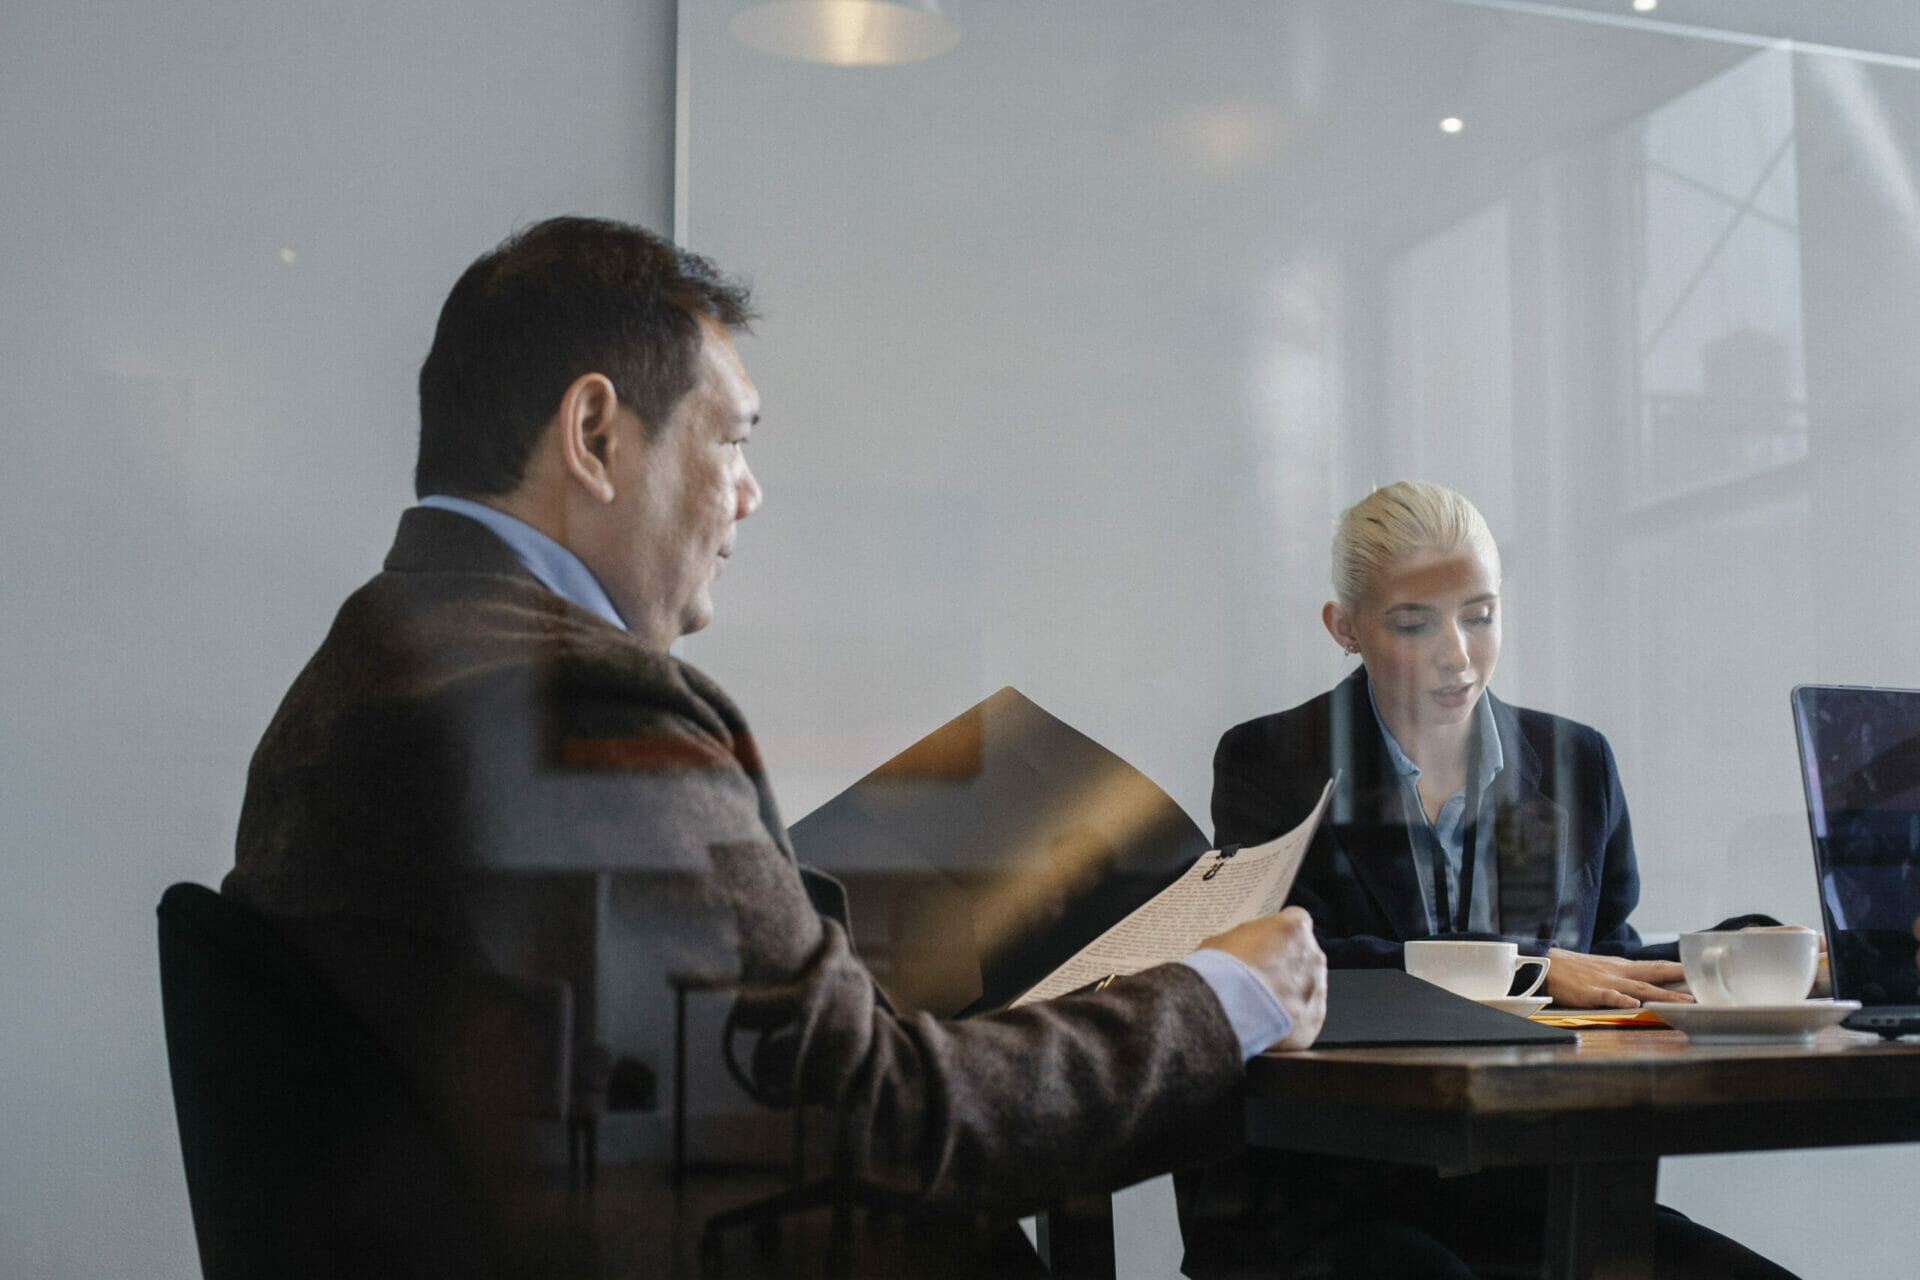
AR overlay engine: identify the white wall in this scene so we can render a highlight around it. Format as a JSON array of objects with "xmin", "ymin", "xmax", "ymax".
[{"xmin": 0, "ymin": 3, "xmax": 677, "ymax": 1275}]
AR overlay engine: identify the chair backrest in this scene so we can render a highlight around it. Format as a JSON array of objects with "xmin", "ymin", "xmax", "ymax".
[{"xmin": 157, "ymin": 882, "xmax": 497, "ymax": 1280}]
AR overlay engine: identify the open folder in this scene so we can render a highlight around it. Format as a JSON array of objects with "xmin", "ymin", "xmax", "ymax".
[
  {"xmin": 789, "ymin": 687, "xmax": 1210, "ymax": 1015},
  {"xmin": 788, "ymin": 687, "xmax": 1572, "ymax": 1046}
]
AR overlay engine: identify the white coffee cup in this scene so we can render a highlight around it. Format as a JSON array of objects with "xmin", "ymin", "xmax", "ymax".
[
  {"xmin": 1404, "ymin": 940, "xmax": 1550, "ymax": 1000},
  {"xmin": 1679, "ymin": 929, "xmax": 1818, "ymax": 1006}
]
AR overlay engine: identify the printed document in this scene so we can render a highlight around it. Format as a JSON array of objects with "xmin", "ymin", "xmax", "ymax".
[{"xmin": 1012, "ymin": 779, "xmax": 1332, "ymax": 1005}]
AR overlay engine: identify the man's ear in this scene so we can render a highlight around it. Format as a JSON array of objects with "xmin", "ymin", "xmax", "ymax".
[{"xmin": 554, "ymin": 372, "xmax": 623, "ymax": 505}]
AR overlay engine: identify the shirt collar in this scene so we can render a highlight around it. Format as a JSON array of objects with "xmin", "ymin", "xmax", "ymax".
[
  {"xmin": 416, "ymin": 494, "xmax": 628, "ymax": 631},
  {"xmin": 1365, "ymin": 675, "xmax": 1505, "ymax": 788}
]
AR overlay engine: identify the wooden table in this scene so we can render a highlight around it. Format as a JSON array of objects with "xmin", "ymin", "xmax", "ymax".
[{"xmin": 1234, "ymin": 1025, "xmax": 1920, "ymax": 1280}]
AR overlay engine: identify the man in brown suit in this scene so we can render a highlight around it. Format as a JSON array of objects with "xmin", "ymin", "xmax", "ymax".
[{"xmin": 224, "ymin": 217, "xmax": 1326, "ymax": 1275}]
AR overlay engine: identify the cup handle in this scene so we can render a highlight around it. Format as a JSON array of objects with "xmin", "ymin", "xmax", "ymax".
[
  {"xmin": 1698, "ymin": 943, "xmax": 1734, "ymax": 1004},
  {"xmin": 1512, "ymin": 955, "xmax": 1549, "ymax": 998}
]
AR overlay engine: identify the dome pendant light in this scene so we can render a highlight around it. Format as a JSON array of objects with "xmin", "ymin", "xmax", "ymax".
[{"xmin": 729, "ymin": 0, "xmax": 960, "ymax": 67}]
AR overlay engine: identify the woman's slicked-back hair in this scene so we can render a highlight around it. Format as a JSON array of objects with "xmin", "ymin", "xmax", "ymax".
[
  {"xmin": 1330, "ymin": 480, "xmax": 1498, "ymax": 606},
  {"xmin": 414, "ymin": 216, "xmax": 755, "ymax": 499}
]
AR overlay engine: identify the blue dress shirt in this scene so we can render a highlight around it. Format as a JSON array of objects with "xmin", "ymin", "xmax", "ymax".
[
  {"xmin": 1367, "ymin": 682, "xmax": 1505, "ymax": 934},
  {"xmin": 417, "ymin": 494, "xmax": 628, "ymax": 631}
]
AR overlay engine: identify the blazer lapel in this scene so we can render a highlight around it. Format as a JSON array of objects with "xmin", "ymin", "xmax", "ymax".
[
  {"xmin": 1324, "ymin": 673, "xmax": 1433, "ymax": 942},
  {"xmin": 1492, "ymin": 793, "xmax": 1569, "ymax": 943},
  {"xmin": 1486, "ymin": 694, "xmax": 1576, "ymax": 945}
]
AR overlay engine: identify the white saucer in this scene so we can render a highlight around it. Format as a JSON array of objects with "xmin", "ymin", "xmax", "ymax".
[
  {"xmin": 1476, "ymin": 995, "xmax": 1552, "ymax": 1016},
  {"xmin": 1644, "ymin": 999, "xmax": 1860, "ymax": 1044}
]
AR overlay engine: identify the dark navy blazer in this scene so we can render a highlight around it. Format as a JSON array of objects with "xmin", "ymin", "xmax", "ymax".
[
  {"xmin": 1181, "ymin": 670, "xmax": 1782, "ymax": 1278},
  {"xmin": 1213, "ymin": 668, "xmax": 1654, "ymax": 967}
]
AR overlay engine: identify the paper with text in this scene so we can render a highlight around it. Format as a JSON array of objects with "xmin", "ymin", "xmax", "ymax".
[{"xmin": 1011, "ymin": 778, "xmax": 1332, "ymax": 1006}]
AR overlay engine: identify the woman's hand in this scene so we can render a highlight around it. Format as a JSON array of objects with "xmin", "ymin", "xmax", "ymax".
[{"xmin": 1544, "ymin": 948, "xmax": 1689, "ymax": 1009}]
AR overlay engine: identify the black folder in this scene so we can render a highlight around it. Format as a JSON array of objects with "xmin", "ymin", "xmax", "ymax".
[
  {"xmin": 1314, "ymin": 968, "xmax": 1575, "ymax": 1046},
  {"xmin": 789, "ymin": 687, "xmax": 1205, "ymax": 1016}
]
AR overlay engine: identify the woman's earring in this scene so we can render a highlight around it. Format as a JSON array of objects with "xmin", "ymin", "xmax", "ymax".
[{"xmin": 1345, "ymin": 643, "xmax": 1361, "ymax": 656}]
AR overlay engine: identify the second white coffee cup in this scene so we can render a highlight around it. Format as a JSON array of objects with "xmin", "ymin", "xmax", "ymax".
[
  {"xmin": 1404, "ymin": 939, "xmax": 1550, "ymax": 1000},
  {"xmin": 1679, "ymin": 929, "xmax": 1818, "ymax": 1006}
]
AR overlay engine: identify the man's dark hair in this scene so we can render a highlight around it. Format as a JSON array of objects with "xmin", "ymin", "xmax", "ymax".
[{"xmin": 415, "ymin": 216, "xmax": 754, "ymax": 498}]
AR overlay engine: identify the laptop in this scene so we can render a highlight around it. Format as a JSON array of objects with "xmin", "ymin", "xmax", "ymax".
[{"xmin": 1790, "ymin": 684, "xmax": 1920, "ymax": 1037}]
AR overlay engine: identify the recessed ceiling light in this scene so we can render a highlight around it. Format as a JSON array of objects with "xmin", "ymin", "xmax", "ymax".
[
  {"xmin": 1440, "ymin": 117, "xmax": 1464, "ymax": 134},
  {"xmin": 730, "ymin": 1, "xmax": 959, "ymax": 67},
  {"xmin": 1633, "ymin": 0, "xmax": 1657, "ymax": 12}
]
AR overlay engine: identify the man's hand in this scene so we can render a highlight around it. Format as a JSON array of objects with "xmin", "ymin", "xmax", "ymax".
[
  {"xmin": 1545, "ymin": 948, "xmax": 1688, "ymax": 1008},
  {"xmin": 1202, "ymin": 907, "xmax": 1327, "ymax": 1051}
]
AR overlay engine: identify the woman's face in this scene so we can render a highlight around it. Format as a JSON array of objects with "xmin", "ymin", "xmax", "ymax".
[{"xmin": 1326, "ymin": 542, "xmax": 1502, "ymax": 749}]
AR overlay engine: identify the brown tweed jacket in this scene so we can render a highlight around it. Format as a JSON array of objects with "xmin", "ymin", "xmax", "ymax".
[{"xmin": 225, "ymin": 507, "xmax": 1244, "ymax": 1217}]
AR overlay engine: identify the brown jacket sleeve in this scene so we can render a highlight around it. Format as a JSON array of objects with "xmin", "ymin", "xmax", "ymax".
[
  {"xmin": 591, "ymin": 661, "xmax": 1248, "ymax": 1214},
  {"xmin": 707, "ymin": 837, "xmax": 1246, "ymax": 1212}
]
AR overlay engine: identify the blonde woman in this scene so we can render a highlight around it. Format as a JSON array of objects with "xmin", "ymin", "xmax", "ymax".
[
  {"xmin": 1212, "ymin": 480, "xmax": 1776, "ymax": 1002},
  {"xmin": 1177, "ymin": 482, "xmax": 1794, "ymax": 1280}
]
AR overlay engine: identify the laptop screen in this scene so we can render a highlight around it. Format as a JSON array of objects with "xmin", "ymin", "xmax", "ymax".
[{"xmin": 1791, "ymin": 685, "xmax": 1920, "ymax": 1007}]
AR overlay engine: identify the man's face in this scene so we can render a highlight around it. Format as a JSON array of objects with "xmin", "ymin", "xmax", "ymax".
[{"xmin": 598, "ymin": 318, "xmax": 762, "ymax": 649}]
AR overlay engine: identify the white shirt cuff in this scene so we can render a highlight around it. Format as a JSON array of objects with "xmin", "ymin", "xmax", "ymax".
[{"xmin": 1179, "ymin": 947, "xmax": 1293, "ymax": 1060}]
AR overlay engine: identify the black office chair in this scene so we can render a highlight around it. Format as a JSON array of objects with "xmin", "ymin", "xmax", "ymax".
[{"xmin": 156, "ymin": 882, "xmax": 498, "ymax": 1280}]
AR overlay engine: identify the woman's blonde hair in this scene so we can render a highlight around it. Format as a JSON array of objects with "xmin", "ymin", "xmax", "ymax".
[{"xmin": 1331, "ymin": 481, "xmax": 1498, "ymax": 607}]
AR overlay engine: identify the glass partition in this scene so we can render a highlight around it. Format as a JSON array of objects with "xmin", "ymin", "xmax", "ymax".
[{"xmin": 680, "ymin": 0, "xmax": 1920, "ymax": 939}]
